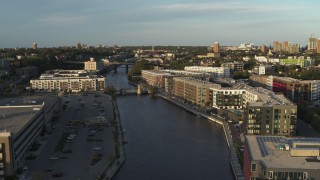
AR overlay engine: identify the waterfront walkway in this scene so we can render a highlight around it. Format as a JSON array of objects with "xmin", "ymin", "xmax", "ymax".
[
  {"xmin": 158, "ymin": 94, "xmax": 244, "ymax": 180},
  {"xmin": 98, "ymin": 98, "xmax": 126, "ymax": 180}
]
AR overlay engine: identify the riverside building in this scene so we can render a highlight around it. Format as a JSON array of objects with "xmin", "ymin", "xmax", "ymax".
[
  {"xmin": 171, "ymin": 77, "xmax": 219, "ymax": 107},
  {"xmin": 30, "ymin": 69, "xmax": 105, "ymax": 92},
  {"xmin": 0, "ymin": 96, "xmax": 61, "ymax": 178},
  {"xmin": 244, "ymin": 135, "xmax": 320, "ymax": 180},
  {"xmin": 250, "ymin": 75, "xmax": 320, "ymax": 103},
  {"xmin": 141, "ymin": 70, "xmax": 172, "ymax": 88},
  {"xmin": 210, "ymin": 79, "xmax": 297, "ymax": 136},
  {"xmin": 184, "ymin": 66, "xmax": 230, "ymax": 78}
]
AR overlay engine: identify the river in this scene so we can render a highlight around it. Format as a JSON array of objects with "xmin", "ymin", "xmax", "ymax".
[{"xmin": 106, "ymin": 66, "xmax": 233, "ymax": 180}]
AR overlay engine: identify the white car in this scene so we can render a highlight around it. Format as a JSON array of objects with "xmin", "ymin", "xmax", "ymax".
[
  {"xmin": 49, "ymin": 156, "xmax": 59, "ymax": 160},
  {"xmin": 93, "ymin": 147, "xmax": 102, "ymax": 151}
]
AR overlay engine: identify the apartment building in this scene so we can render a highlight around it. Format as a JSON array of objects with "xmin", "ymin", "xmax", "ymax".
[
  {"xmin": 84, "ymin": 58, "xmax": 104, "ymax": 71},
  {"xmin": 30, "ymin": 69, "xmax": 105, "ymax": 92},
  {"xmin": 250, "ymin": 75, "xmax": 320, "ymax": 103},
  {"xmin": 221, "ymin": 62, "xmax": 244, "ymax": 74},
  {"xmin": 252, "ymin": 65, "xmax": 273, "ymax": 75},
  {"xmin": 211, "ymin": 79, "xmax": 297, "ymax": 136},
  {"xmin": 141, "ymin": 70, "xmax": 171, "ymax": 88},
  {"xmin": 184, "ymin": 66, "xmax": 230, "ymax": 78},
  {"xmin": 211, "ymin": 86, "xmax": 244, "ymax": 110},
  {"xmin": 244, "ymin": 136, "xmax": 320, "ymax": 180},
  {"xmin": 172, "ymin": 77, "xmax": 218, "ymax": 107}
]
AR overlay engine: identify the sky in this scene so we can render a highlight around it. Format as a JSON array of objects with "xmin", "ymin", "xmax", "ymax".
[{"xmin": 0, "ymin": 0, "xmax": 320, "ymax": 48}]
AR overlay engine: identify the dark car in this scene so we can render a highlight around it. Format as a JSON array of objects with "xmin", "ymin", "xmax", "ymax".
[
  {"xmin": 52, "ymin": 172, "xmax": 63, "ymax": 177},
  {"xmin": 63, "ymin": 149, "xmax": 72, "ymax": 153}
]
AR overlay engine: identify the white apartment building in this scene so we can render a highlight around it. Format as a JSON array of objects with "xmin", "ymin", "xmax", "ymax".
[
  {"xmin": 184, "ymin": 66, "xmax": 230, "ymax": 78},
  {"xmin": 310, "ymin": 80, "xmax": 320, "ymax": 101},
  {"xmin": 30, "ymin": 70, "xmax": 105, "ymax": 92}
]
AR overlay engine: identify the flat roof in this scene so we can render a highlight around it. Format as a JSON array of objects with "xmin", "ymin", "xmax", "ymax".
[
  {"xmin": 246, "ymin": 135, "xmax": 320, "ymax": 169},
  {"xmin": 0, "ymin": 96, "xmax": 57, "ymax": 134},
  {"xmin": 211, "ymin": 78, "xmax": 295, "ymax": 106}
]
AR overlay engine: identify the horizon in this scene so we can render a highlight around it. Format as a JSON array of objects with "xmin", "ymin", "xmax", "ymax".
[{"xmin": 1, "ymin": 0, "xmax": 320, "ymax": 48}]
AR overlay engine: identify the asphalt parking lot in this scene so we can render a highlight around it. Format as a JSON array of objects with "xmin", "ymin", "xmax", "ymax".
[{"xmin": 21, "ymin": 93, "xmax": 115, "ymax": 180}]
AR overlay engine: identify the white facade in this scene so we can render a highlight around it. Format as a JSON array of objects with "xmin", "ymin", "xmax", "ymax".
[
  {"xmin": 30, "ymin": 69, "xmax": 105, "ymax": 92},
  {"xmin": 211, "ymin": 87, "xmax": 245, "ymax": 109},
  {"xmin": 255, "ymin": 56, "xmax": 268, "ymax": 63},
  {"xmin": 310, "ymin": 80, "xmax": 320, "ymax": 101},
  {"xmin": 184, "ymin": 66, "xmax": 230, "ymax": 78}
]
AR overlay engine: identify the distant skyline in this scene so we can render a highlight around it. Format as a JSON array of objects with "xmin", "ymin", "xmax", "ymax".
[{"xmin": 1, "ymin": 0, "xmax": 320, "ymax": 48}]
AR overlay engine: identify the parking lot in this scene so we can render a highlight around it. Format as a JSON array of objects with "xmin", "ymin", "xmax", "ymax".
[{"xmin": 21, "ymin": 93, "xmax": 115, "ymax": 180}]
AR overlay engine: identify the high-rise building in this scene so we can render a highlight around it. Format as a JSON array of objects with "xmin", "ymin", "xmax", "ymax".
[
  {"xmin": 281, "ymin": 41, "xmax": 288, "ymax": 52},
  {"xmin": 32, "ymin": 42, "xmax": 37, "ymax": 49},
  {"xmin": 273, "ymin": 41, "xmax": 280, "ymax": 52},
  {"xmin": 213, "ymin": 42, "xmax": 220, "ymax": 53},
  {"xmin": 260, "ymin": 44, "xmax": 267, "ymax": 53},
  {"xmin": 308, "ymin": 37, "xmax": 317, "ymax": 51},
  {"xmin": 317, "ymin": 38, "xmax": 320, "ymax": 53},
  {"xmin": 287, "ymin": 42, "xmax": 300, "ymax": 53}
]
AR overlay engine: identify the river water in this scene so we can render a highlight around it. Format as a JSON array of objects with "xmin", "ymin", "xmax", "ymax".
[{"xmin": 106, "ymin": 67, "xmax": 233, "ymax": 180}]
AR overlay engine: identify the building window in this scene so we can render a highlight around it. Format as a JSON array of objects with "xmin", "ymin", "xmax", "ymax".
[{"xmin": 251, "ymin": 163, "xmax": 256, "ymax": 171}]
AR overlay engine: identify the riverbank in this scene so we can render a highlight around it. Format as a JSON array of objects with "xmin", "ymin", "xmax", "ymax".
[
  {"xmin": 100, "ymin": 97, "xmax": 126, "ymax": 180},
  {"xmin": 157, "ymin": 94, "xmax": 244, "ymax": 180}
]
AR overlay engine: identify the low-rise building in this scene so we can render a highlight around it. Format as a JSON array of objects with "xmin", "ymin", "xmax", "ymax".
[
  {"xmin": 279, "ymin": 58, "xmax": 315, "ymax": 67},
  {"xmin": 221, "ymin": 62, "xmax": 244, "ymax": 74},
  {"xmin": 172, "ymin": 77, "xmax": 218, "ymax": 107},
  {"xmin": 244, "ymin": 136, "xmax": 320, "ymax": 180},
  {"xmin": 197, "ymin": 53, "xmax": 220, "ymax": 58},
  {"xmin": 30, "ymin": 69, "xmax": 105, "ymax": 92},
  {"xmin": 250, "ymin": 75, "xmax": 320, "ymax": 103},
  {"xmin": 252, "ymin": 65, "xmax": 274, "ymax": 75},
  {"xmin": 84, "ymin": 58, "xmax": 104, "ymax": 71},
  {"xmin": 141, "ymin": 70, "xmax": 171, "ymax": 88},
  {"xmin": 184, "ymin": 66, "xmax": 230, "ymax": 78}
]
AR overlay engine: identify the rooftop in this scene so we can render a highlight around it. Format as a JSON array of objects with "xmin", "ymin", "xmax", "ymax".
[
  {"xmin": 0, "ymin": 96, "xmax": 57, "ymax": 134},
  {"xmin": 212, "ymin": 78, "xmax": 295, "ymax": 106},
  {"xmin": 246, "ymin": 135, "xmax": 320, "ymax": 169},
  {"xmin": 141, "ymin": 70, "xmax": 171, "ymax": 76}
]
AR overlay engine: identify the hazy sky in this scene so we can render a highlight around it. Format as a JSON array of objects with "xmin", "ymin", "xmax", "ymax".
[{"xmin": 1, "ymin": 0, "xmax": 319, "ymax": 48}]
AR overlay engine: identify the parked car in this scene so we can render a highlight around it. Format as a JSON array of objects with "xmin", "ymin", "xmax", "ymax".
[
  {"xmin": 23, "ymin": 165, "xmax": 28, "ymax": 171},
  {"xmin": 52, "ymin": 172, "xmax": 63, "ymax": 177},
  {"xmin": 49, "ymin": 156, "xmax": 59, "ymax": 160},
  {"xmin": 93, "ymin": 147, "xmax": 102, "ymax": 151}
]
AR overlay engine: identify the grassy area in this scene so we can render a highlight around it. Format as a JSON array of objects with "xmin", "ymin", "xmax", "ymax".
[
  {"xmin": 90, "ymin": 153, "xmax": 103, "ymax": 166},
  {"xmin": 55, "ymin": 132, "xmax": 69, "ymax": 152}
]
